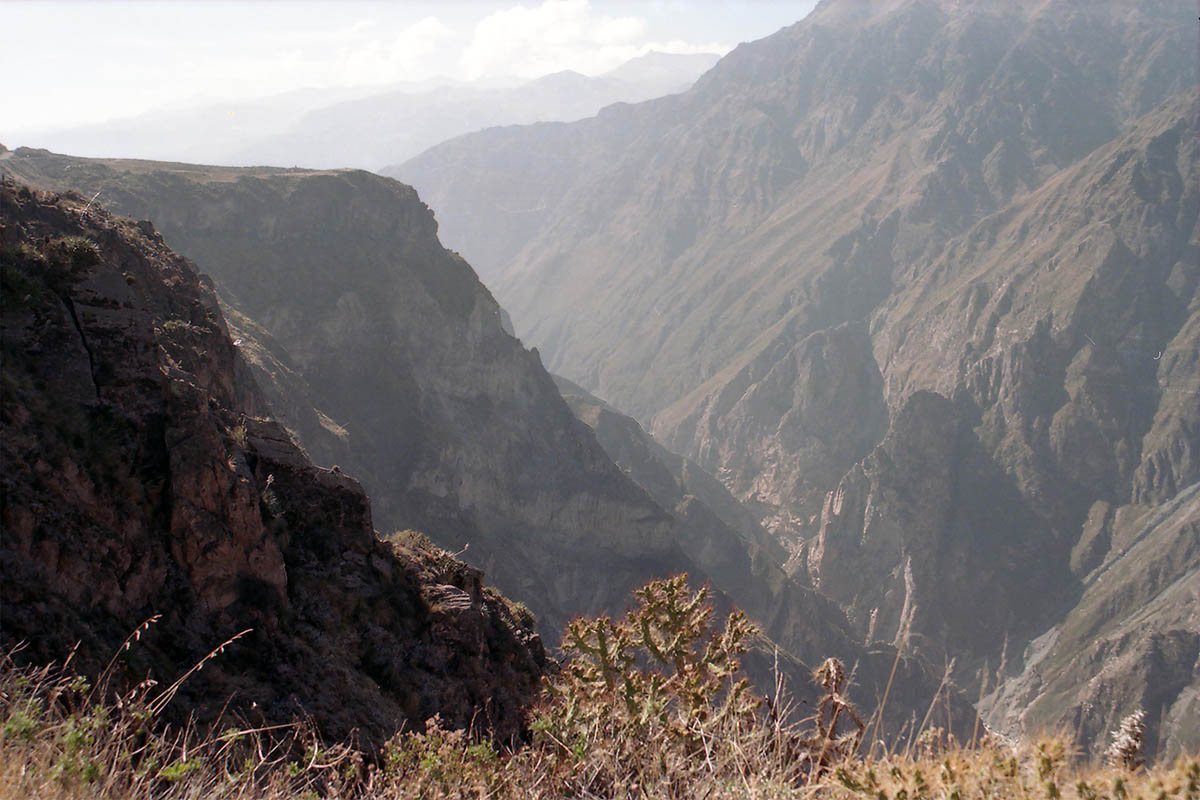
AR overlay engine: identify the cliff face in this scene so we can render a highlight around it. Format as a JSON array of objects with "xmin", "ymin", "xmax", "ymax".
[
  {"xmin": 809, "ymin": 391, "xmax": 1065, "ymax": 671},
  {"xmin": 2, "ymin": 158, "xmax": 690, "ymax": 640},
  {"xmin": 386, "ymin": 0, "xmax": 1198, "ymax": 755},
  {"xmin": 657, "ymin": 319, "xmax": 890, "ymax": 545},
  {"xmin": 981, "ymin": 484, "xmax": 1199, "ymax": 762},
  {"xmin": 553, "ymin": 376, "xmax": 976, "ymax": 738},
  {"xmin": 555, "ymin": 376, "xmax": 832, "ymax": 651},
  {"xmin": 4, "ymin": 154, "xmax": 979, "ymax": 740},
  {"xmin": 0, "ymin": 183, "xmax": 545, "ymax": 747}
]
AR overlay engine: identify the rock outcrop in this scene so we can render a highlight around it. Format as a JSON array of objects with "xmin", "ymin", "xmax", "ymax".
[
  {"xmin": 0, "ymin": 183, "xmax": 545, "ymax": 747},
  {"xmin": 1, "ymin": 158, "xmax": 689, "ymax": 641}
]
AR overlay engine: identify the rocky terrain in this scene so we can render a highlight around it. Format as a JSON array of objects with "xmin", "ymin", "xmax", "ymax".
[
  {"xmin": 1, "ymin": 155, "xmax": 689, "ymax": 641},
  {"xmin": 388, "ymin": 0, "xmax": 1198, "ymax": 756},
  {"xmin": 8, "ymin": 0, "xmax": 1195, "ymax": 755},
  {"xmin": 0, "ymin": 182, "xmax": 546, "ymax": 747},
  {"xmin": 3, "ymin": 149, "xmax": 977, "ymax": 740}
]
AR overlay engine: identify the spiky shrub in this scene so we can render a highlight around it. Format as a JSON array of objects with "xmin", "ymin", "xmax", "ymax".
[
  {"xmin": 508, "ymin": 600, "xmax": 537, "ymax": 631},
  {"xmin": 1106, "ymin": 709, "xmax": 1147, "ymax": 771},
  {"xmin": 48, "ymin": 235, "xmax": 101, "ymax": 269},
  {"xmin": 517, "ymin": 574, "xmax": 812, "ymax": 795},
  {"xmin": 549, "ymin": 575, "xmax": 759, "ymax": 736}
]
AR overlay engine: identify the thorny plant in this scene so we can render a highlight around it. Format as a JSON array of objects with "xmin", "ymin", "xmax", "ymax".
[
  {"xmin": 546, "ymin": 575, "xmax": 760, "ymax": 746},
  {"xmin": 1106, "ymin": 709, "xmax": 1147, "ymax": 771},
  {"xmin": 524, "ymin": 574, "xmax": 863, "ymax": 796},
  {"xmin": 805, "ymin": 656, "xmax": 866, "ymax": 776}
]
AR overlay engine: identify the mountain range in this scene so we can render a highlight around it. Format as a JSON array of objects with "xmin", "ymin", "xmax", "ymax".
[
  {"xmin": 5, "ymin": 51, "xmax": 719, "ymax": 171},
  {"xmin": 2, "ymin": 0, "xmax": 1196, "ymax": 763},
  {"xmin": 2, "ymin": 147, "xmax": 967, "ymax": 744},
  {"xmin": 388, "ymin": 0, "xmax": 1198, "ymax": 758}
]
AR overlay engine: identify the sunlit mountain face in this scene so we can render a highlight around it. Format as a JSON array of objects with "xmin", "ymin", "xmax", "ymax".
[{"xmin": 389, "ymin": 0, "xmax": 1198, "ymax": 757}]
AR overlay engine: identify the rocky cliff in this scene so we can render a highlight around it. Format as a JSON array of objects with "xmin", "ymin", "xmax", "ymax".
[
  {"xmin": 554, "ymin": 376, "xmax": 835, "ymax": 652},
  {"xmin": 2, "ymin": 157, "xmax": 694, "ymax": 641},
  {"xmin": 809, "ymin": 391, "xmax": 1065, "ymax": 671},
  {"xmin": 386, "ymin": 0, "xmax": 1198, "ymax": 755},
  {"xmin": 981, "ymin": 483, "xmax": 1199, "ymax": 762},
  {"xmin": 0, "ymin": 182, "xmax": 545, "ymax": 747},
  {"xmin": 4, "ymin": 152, "xmax": 981, "ymax": 741},
  {"xmin": 554, "ymin": 376, "xmax": 975, "ymax": 737}
]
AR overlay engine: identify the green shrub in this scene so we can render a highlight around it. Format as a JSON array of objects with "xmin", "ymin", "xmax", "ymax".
[
  {"xmin": 509, "ymin": 600, "xmax": 537, "ymax": 630},
  {"xmin": 50, "ymin": 235, "xmax": 101, "ymax": 269}
]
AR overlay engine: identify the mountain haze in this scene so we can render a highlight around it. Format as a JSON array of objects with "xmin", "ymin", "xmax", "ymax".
[
  {"xmin": 388, "ymin": 0, "xmax": 1198, "ymax": 756},
  {"xmin": 228, "ymin": 52, "xmax": 721, "ymax": 170},
  {"xmin": 6, "ymin": 52, "xmax": 719, "ymax": 172},
  {"xmin": 4, "ymin": 148, "xmax": 979, "ymax": 739}
]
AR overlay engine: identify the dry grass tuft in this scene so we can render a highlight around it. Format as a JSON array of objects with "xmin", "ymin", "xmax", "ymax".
[
  {"xmin": 0, "ymin": 643, "xmax": 358, "ymax": 799},
  {"xmin": 1, "ymin": 577, "xmax": 1196, "ymax": 799}
]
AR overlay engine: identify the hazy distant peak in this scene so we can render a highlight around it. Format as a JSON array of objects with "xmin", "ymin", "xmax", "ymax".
[
  {"xmin": 530, "ymin": 70, "xmax": 593, "ymax": 87},
  {"xmin": 603, "ymin": 51, "xmax": 722, "ymax": 84}
]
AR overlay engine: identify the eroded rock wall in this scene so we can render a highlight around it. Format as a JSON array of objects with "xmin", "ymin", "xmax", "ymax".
[{"xmin": 0, "ymin": 184, "xmax": 544, "ymax": 747}]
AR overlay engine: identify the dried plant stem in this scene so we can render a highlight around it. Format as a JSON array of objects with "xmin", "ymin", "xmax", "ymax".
[
  {"xmin": 148, "ymin": 628, "xmax": 252, "ymax": 716},
  {"xmin": 867, "ymin": 647, "xmax": 902, "ymax": 756}
]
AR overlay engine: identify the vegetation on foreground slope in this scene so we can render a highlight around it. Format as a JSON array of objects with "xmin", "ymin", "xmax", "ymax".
[{"xmin": 3, "ymin": 576, "xmax": 1196, "ymax": 800}]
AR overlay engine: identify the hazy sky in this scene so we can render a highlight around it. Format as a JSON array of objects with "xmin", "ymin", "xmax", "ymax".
[{"xmin": 3, "ymin": 1, "xmax": 818, "ymax": 134}]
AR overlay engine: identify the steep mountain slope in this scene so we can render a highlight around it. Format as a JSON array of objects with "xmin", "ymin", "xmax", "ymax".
[
  {"xmin": 5, "ymin": 149, "xmax": 981, "ymax": 740},
  {"xmin": 981, "ymin": 483, "xmax": 1199, "ymax": 762},
  {"xmin": 0, "ymin": 183, "xmax": 545, "ymax": 746},
  {"xmin": 554, "ymin": 375, "xmax": 787, "ymax": 565},
  {"xmin": 386, "ymin": 0, "xmax": 1198, "ymax": 755},
  {"xmin": 392, "ymin": 0, "xmax": 1192, "ymax": 495},
  {"xmin": 553, "ymin": 376, "xmax": 977, "ymax": 737},
  {"xmin": 392, "ymin": 0, "xmax": 1191, "ymax": 405},
  {"xmin": 755, "ymin": 89, "xmax": 1198, "ymax": 680},
  {"xmin": 553, "ymin": 377, "xmax": 819, "ymax": 648},
  {"xmin": 2, "ymin": 153, "xmax": 690, "ymax": 640}
]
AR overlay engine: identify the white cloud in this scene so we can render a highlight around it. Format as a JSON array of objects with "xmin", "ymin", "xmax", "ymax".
[
  {"xmin": 336, "ymin": 16, "xmax": 455, "ymax": 86},
  {"xmin": 461, "ymin": 0, "xmax": 687, "ymax": 80},
  {"xmin": 2, "ymin": 0, "xmax": 747, "ymax": 133}
]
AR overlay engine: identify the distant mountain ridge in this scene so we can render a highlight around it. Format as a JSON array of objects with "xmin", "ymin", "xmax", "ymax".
[
  {"xmin": 227, "ymin": 51, "xmax": 721, "ymax": 170},
  {"xmin": 5, "ymin": 52, "xmax": 720, "ymax": 171}
]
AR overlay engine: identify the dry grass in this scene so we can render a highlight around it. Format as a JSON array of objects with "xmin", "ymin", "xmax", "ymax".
[
  {"xmin": 2, "ymin": 579, "xmax": 1197, "ymax": 799},
  {"xmin": 821, "ymin": 734, "xmax": 1200, "ymax": 800}
]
